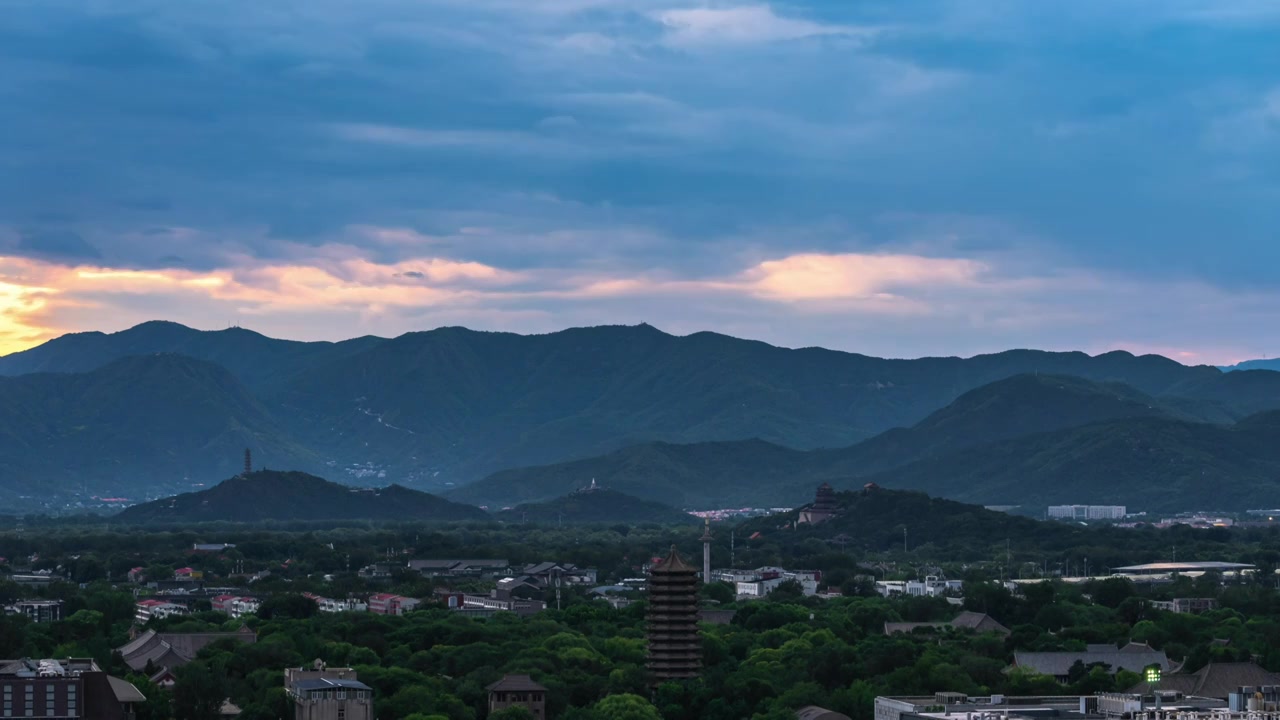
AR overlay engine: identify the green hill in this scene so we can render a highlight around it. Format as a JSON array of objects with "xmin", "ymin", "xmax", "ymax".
[
  {"xmin": 0, "ymin": 354, "xmax": 323, "ymax": 500},
  {"xmin": 736, "ymin": 487, "xmax": 1090, "ymax": 554},
  {"xmin": 492, "ymin": 487, "xmax": 698, "ymax": 525},
  {"xmin": 864, "ymin": 411, "xmax": 1280, "ymax": 511},
  {"xmin": 113, "ymin": 470, "xmax": 489, "ymax": 523},
  {"xmin": 449, "ymin": 374, "xmax": 1190, "ymax": 508}
]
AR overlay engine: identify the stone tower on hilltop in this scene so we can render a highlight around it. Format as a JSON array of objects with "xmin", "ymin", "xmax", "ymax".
[{"xmin": 646, "ymin": 546, "xmax": 701, "ymax": 684}]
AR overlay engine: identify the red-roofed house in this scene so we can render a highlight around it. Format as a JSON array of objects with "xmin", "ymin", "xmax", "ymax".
[
  {"xmin": 367, "ymin": 594, "xmax": 420, "ymax": 616},
  {"xmin": 135, "ymin": 599, "xmax": 190, "ymax": 623}
]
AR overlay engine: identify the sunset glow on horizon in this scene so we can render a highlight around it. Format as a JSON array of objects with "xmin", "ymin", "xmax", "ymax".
[{"xmin": 1, "ymin": 1, "xmax": 1277, "ymax": 364}]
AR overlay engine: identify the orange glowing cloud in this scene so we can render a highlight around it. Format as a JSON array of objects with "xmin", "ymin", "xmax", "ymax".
[
  {"xmin": 739, "ymin": 252, "xmax": 985, "ymax": 301},
  {"xmin": 0, "ymin": 253, "xmax": 524, "ymax": 355}
]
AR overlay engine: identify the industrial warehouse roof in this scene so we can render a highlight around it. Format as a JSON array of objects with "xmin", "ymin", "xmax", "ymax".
[{"xmin": 1112, "ymin": 562, "xmax": 1256, "ymax": 573}]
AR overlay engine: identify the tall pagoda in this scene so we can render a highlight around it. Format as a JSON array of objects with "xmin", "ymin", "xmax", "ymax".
[{"xmin": 646, "ymin": 546, "xmax": 701, "ymax": 684}]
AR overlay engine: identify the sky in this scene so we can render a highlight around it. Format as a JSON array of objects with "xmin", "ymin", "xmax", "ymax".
[{"xmin": 1, "ymin": 0, "xmax": 1278, "ymax": 364}]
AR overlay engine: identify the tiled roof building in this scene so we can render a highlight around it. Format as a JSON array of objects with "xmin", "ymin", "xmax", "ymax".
[{"xmin": 117, "ymin": 626, "xmax": 257, "ymax": 673}]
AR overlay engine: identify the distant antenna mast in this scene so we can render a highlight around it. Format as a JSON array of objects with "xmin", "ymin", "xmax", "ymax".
[{"xmin": 243, "ymin": 449, "xmax": 252, "ymax": 476}]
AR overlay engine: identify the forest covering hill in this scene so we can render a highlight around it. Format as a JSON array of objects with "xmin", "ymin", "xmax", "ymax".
[
  {"xmin": 736, "ymin": 487, "xmax": 1092, "ymax": 554},
  {"xmin": 3, "ymin": 321, "xmax": 1280, "ymax": 509},
  {"xmin": 491, "ymin": 487, "xmax": 699, "ymax": 526},
  {"xmin": 112, "ymin": 470, "xmax": 489, "ymax": 523},
  {"xmin": 452, "ymin": 374, "xmax": 1280, "ymax": 511}
]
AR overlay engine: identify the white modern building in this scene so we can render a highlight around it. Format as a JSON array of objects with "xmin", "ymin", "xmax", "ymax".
[
  {"xmin": 876, "ymin": 577, "xmax": 964, "ymax": 598},
  {"xmin": 1048, "ymin": 505, "xmax": 1127, "ymax": 520}
]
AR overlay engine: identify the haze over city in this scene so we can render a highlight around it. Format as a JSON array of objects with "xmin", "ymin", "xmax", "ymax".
[{"xmin": 2, "ymin": 1, "xmax": 1278, "ymax": 363}]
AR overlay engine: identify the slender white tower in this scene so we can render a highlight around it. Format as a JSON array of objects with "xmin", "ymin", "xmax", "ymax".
[{"xmin": 699, "ymin": 517, "xmax": 713, "ymax": 582}]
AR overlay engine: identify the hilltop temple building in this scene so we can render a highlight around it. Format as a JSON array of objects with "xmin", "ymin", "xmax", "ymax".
[
  {"xmin": 646, "ymin": 546, "xmax": 701, "ymax": 684},
  {"xmin": 798, "ymin": 483, "xmax": 840, "ymax": 525}
]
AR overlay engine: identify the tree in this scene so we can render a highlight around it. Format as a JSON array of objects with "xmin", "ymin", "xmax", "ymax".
[
  {"xmin": 701, "ymin": 582, "xmax": 735, "ymax": 605},
  {"xmin": 593, "ymin": 694, "xmax": 662, "ymax": 720},
  {"xmin": 256, "ymin": 593, "xmax": 318, "ymax": 620},
  {"xmin": 171, "ymin": 661, "xmax": 227, "ymax": 720}
]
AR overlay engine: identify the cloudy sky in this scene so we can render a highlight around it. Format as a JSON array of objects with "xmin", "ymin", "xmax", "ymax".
[{"xmin": 1, "ymin": 0, "xmax": 1278, "ymax": 363}]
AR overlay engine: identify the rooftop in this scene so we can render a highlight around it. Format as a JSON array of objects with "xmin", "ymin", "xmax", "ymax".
[
  {"xmin": 1013, "ymin": 643, "xmax": 1172, "ymax": 677},
  {"xmin": 487, "ymin": 674, "xmax": 547, "ymax": 692},
  {"xmin": 1112, "ymin": 562, "xmax": 1256, "ymax": 573},
  {"xmin": 651, "ymin": 546, "xmax": 697, "ymax": 575},
  {"xmin": 291, "ymin": 678, "xmax": 372, "ymax": 692}
]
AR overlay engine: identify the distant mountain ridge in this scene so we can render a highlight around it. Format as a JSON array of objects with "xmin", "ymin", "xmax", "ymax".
[
  {"xmin": 861, "ymin": 410, "xmax": 1280, "ymax": 511},
  {"xmin": 113, "ymin": 470, "xmax": 489, "ymax": 523},
  {"xmin": 4, "ymin": 321, "xmax": 1280, "ymax": 507},
  {"xmin": 450, "ymin": 374, "xmax": 1280, "ymax": 512},
  {"xmin": 446, "ymin": 374, "xmax": 1198, "ymax": 507},
  {"xmin": 1222, "ymin": 359, "xmax": 1280, "ymax": 373}
]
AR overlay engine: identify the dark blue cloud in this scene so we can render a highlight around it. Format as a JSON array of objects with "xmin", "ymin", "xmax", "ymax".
[
  {"xmin": 1, "ymin": 0, "xmax": 1279, "ymax": 360},
  {"xmin": 16, "ymin": 230, "xmax": 102, "ymax": 260}
]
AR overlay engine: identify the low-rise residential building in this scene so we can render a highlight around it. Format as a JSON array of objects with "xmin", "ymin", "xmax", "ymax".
[
  {"xmin": 737, "ymin": 577, "xmax": 785, "ymax": 597},
  {"xmin": 357, "ymin": 563, "xmax": 396, "ymax": 581},
  {"xmin": 519, "ymin": 562, "xmax": 598, "ymax": 586},
  {"xmin": 1150, "ymin": 597, "xmax": 1219, "ymax": 614},
  {"xmin": 192, "ymin": 543, "xmax": 236, "ymax": 552},
  {"xmin": 0, "ymin": 657, "xmax": 147, "ymax": 720},
  {"xmin": 407, "ymin": 559, "xmax": 513, "ymax": 577},
  {"xmin": 874, "ymin": 691, "xmax": 1229, "ymax": 720},
  {"xmin": 486, "ymin": 674, "xmax": 547, "ymax": 720},
  {"xmin": 876, "ymin": 577, "xmax": 964, "ymax": 598},
  {"xmin": 366, "ymin": 594, "xmax": 419, "ymax": 616},
  {"xmin": 459, "ymin": 595, "xmax": 546, "ymax": 617},
  {"xmin": 285, "ymin": 664, "xmax": 373, "ymax": 720},
  {"xmin": 884, "ymin": 611, "xmax": 1010, "ymax": 636},
  {"xmin": 211, "ymin": 595, "xmax": 260, "ymax": 618},
  {"xmin": 302, "ymin": 593, "xmax": 368, "ymax": 613},
  {"xmin": 715, "ymin": 567, "xmax": 822, "ymax": 598},
  {"xmin": 134, "ymin": 599, "xmax": 190, "ymax": 624},
  {"xmin": 5, "ymin": 600, "xmax": 64, "ymax": 624},
  {"xmin": 1048, "ymin": 505, "xmax": 1128, "ymax": 521},
  {"xmin": 8, "ymin": 570, "xmax": 63, "ymax": 587}
]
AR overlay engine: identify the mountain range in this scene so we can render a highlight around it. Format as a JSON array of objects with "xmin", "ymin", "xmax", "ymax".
[
  {"xmin": 449, "ymin": 373, "xmax": 1280, "ymax": 511},
  {"xmin": 4, "ymin": 321, "xmax": 1280, "ymax": 512},
  {"xmin": 1222, "ymin": 359, "xmax": 1280, "ymax": 373}
]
